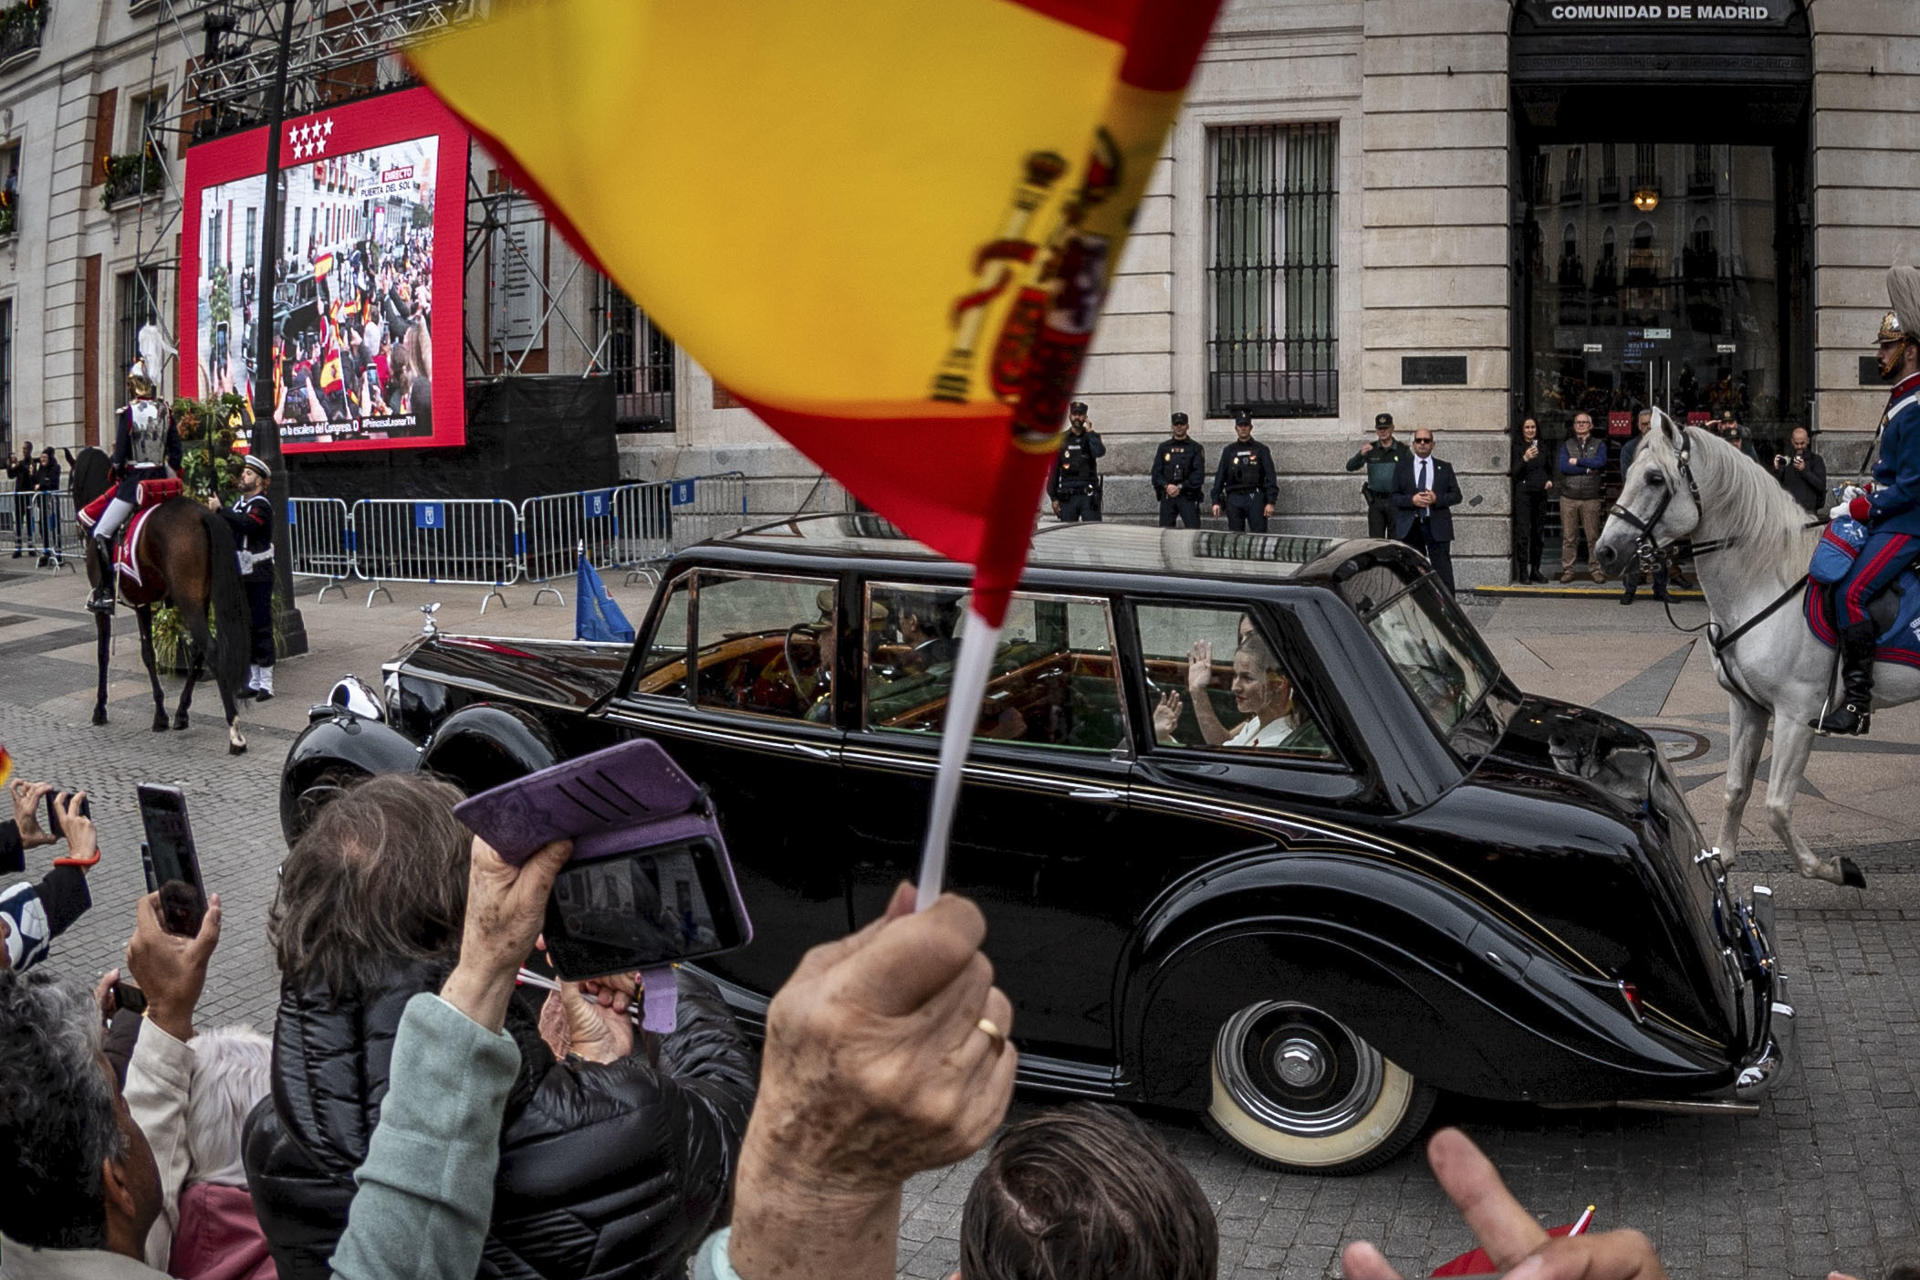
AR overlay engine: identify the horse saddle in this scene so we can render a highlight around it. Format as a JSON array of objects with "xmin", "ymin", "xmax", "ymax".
[
  {"xmin": 1805, "ymin": 570, "xmax": 1920, "ymax": 668},
  {"xmin": 133, "ymin": 476, "xmax": 183, "ymax": 506},
  {"xmin": 109, "ymin": 506, "xmax": 162, "ymax": 589}
]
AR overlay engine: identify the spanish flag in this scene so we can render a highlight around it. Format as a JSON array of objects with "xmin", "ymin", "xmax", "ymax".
[{"xmin": 411, "ymin": 0, "xmax": 1220, "ymax": 625}]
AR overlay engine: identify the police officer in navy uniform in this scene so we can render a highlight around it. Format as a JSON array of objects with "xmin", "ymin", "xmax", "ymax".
[
  {"xmin": 1211, "ymin": 410, "xmax": 1277, "ymax": 532},
  {"xmin": 209, "ymin": 454, "xmax": 277, "ymax": 700},
  {"xmin": 1150, "ymin": 412, "xmax": 1205, "ymax": 529},
  {"xmin": 1815, "ymin": 271, "xmax": 1920, "ymax": 737},
  {"xmin": 1049, "ymin": 400, "xmax": 1105, "ymax": 522},
  {"xmin": 87, "ymin": 357, "xmax": 181, "ymax": 612}
]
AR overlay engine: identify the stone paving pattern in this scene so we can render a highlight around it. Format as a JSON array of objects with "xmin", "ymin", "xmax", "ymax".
[{"xmin": 1, "ymin": 562, "xmax": 1915, "ymax": 1278}]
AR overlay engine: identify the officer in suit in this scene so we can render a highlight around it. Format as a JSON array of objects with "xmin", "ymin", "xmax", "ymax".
[
  {"xmin": 1211, "ymin": 411, "xmax": 1277, "ymax": 532},
  {"xmin": 1391, "ymin": 428, "xmax": 1463, "ymax": 593},
  {"xmin": 1150, "ymin": 412, "xmax": 1205, "ymax": 529},
  {"xmin": 1816, "ymin": 276, "xmax": 1920, "ymax": 737},
  {"xmin": 1048, "ymin": 400, "xmax": 1105, "ymax": 522}
]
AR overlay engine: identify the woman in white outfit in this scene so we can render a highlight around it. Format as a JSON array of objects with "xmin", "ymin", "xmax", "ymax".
[{"xmin": 1153, "ymin": 633, "xmax": 1311, "ymax": 751}]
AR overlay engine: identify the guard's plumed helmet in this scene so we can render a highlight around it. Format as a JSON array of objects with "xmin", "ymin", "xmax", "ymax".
[
  {"xmin": 1884, "ymin": 264, "xmax": 1920, "ymax": 350},
  {"xmin": 127, "ymin": 357, "xmax": 156, "ymax": 399}
]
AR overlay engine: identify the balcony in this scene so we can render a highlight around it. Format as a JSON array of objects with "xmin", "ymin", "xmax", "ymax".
[
  {"xmin": 100, "ymin": 150, "xmax": 163, "ymax": 209},
  {"xmin": 1688, "ymin": 169, "xmax": 1717, "ymax": 195},
  {"xmin": 1596, "ymin": 174, "xmax": 1621, "ymax": 204},
  {"xmin": 0, "ymin": 0, "xmax": 47, "ymax": 74}
]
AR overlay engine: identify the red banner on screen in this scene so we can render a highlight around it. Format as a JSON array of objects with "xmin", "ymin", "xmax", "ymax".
[{"xmin": 181, "ymin": 87, "xmax": 468, "ymax": 453}]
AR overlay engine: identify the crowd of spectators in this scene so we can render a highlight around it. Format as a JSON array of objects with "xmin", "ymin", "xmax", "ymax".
[{"xmin": 0, "ymin": 760, "xmax": 1904, "ymax": 1280}]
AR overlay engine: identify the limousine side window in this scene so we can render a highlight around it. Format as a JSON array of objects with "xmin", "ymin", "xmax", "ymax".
[
  {"xmin": 863, "ymin": 583, "xmax": 1126, "ymax": 752},
  {"xmin": 689, "ymin": 572, "xmax": 837, "ymax": 720},
  {"xmin": 1134, "ymin": 603, "xmax": 1334, "ymax": 760}
]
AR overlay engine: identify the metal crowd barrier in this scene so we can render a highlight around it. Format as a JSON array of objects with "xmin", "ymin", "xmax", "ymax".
[
  {"xmin": 350, "ymin": 497, "xmax": 522, "ymax": 612},
  {"xmin": 265, "ymin": 472, "xmax": 754, "ymax": 609},
  {"xmin": 286, "ymin": 497, "xmax": 355, "ymax": 602},
  {"xmin": 11, "ymin": 492, "xmax": 78, "ymax": 573}
]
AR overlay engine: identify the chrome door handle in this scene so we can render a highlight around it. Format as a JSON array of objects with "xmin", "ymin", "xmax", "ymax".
[{"xmin": 1067, "ymin": 787, "xmax": 1121, "ymax": 801}]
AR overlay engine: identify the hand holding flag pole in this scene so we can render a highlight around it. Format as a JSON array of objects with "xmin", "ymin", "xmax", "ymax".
[{"xmin": 410, "ymin": 0, "xmax": 1224, "ymax": 910}]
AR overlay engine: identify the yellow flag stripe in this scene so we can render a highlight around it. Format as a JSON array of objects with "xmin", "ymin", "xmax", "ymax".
[{"xmin": 414, "ymin": 0, "xmax": 1122, "ymax": 407}]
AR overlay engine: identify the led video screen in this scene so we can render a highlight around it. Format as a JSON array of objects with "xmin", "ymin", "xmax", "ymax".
[{"xmin": 181, "ymin": 87, "xmax": 467, "ymax": 452}]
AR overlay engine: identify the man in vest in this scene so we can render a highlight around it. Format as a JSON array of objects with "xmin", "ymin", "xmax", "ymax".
[
  {"xmin": 208, "ymin": 455, "xmax": 277, "ymax": 700},
  {"xmin": 1555, "ymin": 411, "xmax": 1608, "ymax": 583},
  {"xmin": 1345, "ymin": 412, "xmax": 1412, "ymax": 539},
  {"xmin": 1150, "ymin": 412, "xmax": 1205, "ymax": 529},
  {"xmin": 85, "ymin": 358, "xmax": 181, "ymax": 613},
  {"xmin": 1211, "ymin": 411, "xmax": 1277, "ymax": 532},
  {"xmin": 1048, "ymin": 401, "xmax": 1105, "ymax": 522},
  {"xmin": 1815, "ymin": 268, "xmax": 1920, "ymax": 736}
]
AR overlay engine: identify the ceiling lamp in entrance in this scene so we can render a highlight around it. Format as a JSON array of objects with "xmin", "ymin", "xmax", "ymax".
[{"xmin": 1632, "ymin": 187, "xmax": 1660, "ymax": 212}]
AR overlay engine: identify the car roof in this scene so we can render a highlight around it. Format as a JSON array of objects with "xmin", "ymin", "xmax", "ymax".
[{"xmin": 709, "ymin": 514, "xmax": 1355, "ymax": 585}]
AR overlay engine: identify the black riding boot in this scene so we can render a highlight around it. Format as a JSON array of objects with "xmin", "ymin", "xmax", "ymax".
[
  {"xmin": 1813, "ymin": 621, "xmax": 1878, "ymax": 736},
  {"xmin": 87, "ymin": 535, "xmax": 116, "ymax": 614}
]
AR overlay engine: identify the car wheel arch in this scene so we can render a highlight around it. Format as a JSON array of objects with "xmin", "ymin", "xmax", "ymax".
[{"xmin": 419, "ymin": 702, "xmax": 563, "ymax": 795}]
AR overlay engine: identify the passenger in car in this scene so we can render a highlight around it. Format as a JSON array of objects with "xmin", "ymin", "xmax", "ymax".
[
  {"xmin": 896, "ymin": 592, "xmax": 959, "ymax": 671},
  {"xmin": 1153, "ymin": 635, "xmax": 1325, "ymax": 755}
]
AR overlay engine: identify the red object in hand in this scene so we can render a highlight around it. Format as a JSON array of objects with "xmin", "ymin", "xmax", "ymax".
[{"xmin": 1850, "ymin": 495, "xmax": 1872, "ymax": 522}]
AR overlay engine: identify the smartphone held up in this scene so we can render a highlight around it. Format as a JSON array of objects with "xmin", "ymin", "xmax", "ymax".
[
  {"xmin": 137, "ymin": 783, "xmax": 208, "ymax": 937},
  {"xmin": 454, "ymin": 739, "xmax": 753, "ymax": 983}
]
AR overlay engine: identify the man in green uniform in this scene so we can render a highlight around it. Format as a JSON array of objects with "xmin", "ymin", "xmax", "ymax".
[{"xmin": 1346, "ymin": 412, "xmax": 1412, "ymax": 539}]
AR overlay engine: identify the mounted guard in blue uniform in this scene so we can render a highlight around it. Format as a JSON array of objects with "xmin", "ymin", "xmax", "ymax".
[{"xmin": 1813, "ymin": 267, "xmax": 1920, "ymax": 736}]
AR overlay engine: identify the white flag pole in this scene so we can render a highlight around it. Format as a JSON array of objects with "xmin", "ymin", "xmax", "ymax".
[{"xmin": 914, "ymin": 603, "xmax": 1000, "ymax": 910}]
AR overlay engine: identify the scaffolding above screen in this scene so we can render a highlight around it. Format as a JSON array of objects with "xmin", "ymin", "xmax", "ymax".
[{"xmin": 126, "ymin": 0, "xmax": 676, "ymax": 430}]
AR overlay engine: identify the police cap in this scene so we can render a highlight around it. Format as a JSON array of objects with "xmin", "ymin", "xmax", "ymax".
[
  {"xmin": 1234, "ymin": 410, "xmax": 1253, "ymax": 427},
  {"xmin": 1374, "ymin": 412, "xmax": 1394, "ymax": 429},
  {"xmin": 1170, "ymin": 412, "xmax": 1188, "ymax": 426},
  {"xmin": 1069, "ymin": 401, "xmax": 1089, "ymax": 416}
]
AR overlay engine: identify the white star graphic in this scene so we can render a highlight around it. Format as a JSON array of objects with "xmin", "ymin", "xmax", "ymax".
[
  {"xmin": 294, "ymin": 123, "xmax": 307, "ymax": 143},
  {"xmin": 322, "ymin": 117, "xmax": 334, "ymax": 137},
  {"xmin": 313, "ymin": 136, "xmax": 326, "ymax": 155}
]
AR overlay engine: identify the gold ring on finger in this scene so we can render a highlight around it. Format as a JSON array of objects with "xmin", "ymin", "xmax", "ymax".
[{"xmin": 976, "ymin": 1016, "xmax": 1007, "ymax": 1055}]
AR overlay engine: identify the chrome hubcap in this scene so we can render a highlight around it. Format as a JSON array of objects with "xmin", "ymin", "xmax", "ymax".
[{"xmin": 1216, "ymin": 1001, "xmax": 1385, "ymax": 1139}]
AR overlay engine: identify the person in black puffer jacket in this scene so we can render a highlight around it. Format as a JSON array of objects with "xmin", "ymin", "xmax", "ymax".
[{"xmin": 242, "ymin": 773, "xmax": 757, "ymax": 1280}]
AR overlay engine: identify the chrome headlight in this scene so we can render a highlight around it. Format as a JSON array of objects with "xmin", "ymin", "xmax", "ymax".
[{"xmin": 329, "ymin": 674, "xmax": 387, "ymax": 723}]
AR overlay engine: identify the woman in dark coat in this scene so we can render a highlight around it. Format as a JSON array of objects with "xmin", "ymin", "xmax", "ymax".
[{"xmin": 1510, "ymin": 416, "xmax": 1552, "ymax": 583}]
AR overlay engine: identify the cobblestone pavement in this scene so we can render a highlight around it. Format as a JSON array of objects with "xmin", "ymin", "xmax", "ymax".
[{"xmin": 1, "ymin": 566, "xmax": 1916, "ymax": 1278}]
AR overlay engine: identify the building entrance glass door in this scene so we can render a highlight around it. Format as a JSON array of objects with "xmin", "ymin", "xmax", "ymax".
[{"xmin": 1516, "ymin": 140, "xmax": 1808, "ymax": 572}]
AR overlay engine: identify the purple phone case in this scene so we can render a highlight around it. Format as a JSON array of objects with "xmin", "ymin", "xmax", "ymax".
[
  {"xmin": 454, "ymin": 739, "xmax": 704, "ymax": 865},
  {"xmin": 452, "ymin": 738, "xmax": 753, "ymax": 949}
]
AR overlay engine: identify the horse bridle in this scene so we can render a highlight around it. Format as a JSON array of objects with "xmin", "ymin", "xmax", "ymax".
[
  {"xmin": 1608, "ymin": 422, "xmax": 1819, "ymax": 664},
  {"xmin": 1606, "ymin": 422, "xmax": 1736, "ymax": 565}
]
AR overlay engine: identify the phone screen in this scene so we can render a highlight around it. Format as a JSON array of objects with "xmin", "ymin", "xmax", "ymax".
[
  {"xmin": 541, "ymin": 836, "xmax": 747, "ymax": 980},
  {"xmin": 138, "ymin": 785, "xmax": 207, "ymax": 936}
]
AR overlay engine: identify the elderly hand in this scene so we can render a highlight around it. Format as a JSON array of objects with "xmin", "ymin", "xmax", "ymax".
[
  {"xmin": 125, "ymin": 890, "xmax": 222, "ymax": 1043},
  {"xmin": 538, "ymin": 979, "xmax": 635, "ymax": 1063},
  {"xmin": 51, "ymin": 791, "xmax": 98, "ymax": 868},
  {"xmin": 9, "ymin": 780, "xmax": 53, "ymax": 849},
  {"xmin": 1186, "ymin": 638, "xmax": 1214, "ymax": 696},
  {"xmin": 1341, "ymin": 1129, "xmax": 1668, "ymax": 1280},
  {"xmin": 728, "ymin": 882, "xmax": 1015, "ymax": 1280},
  {"xmin": 440, "ymin": 836, "xmax": 571, "ymax": 1033}
]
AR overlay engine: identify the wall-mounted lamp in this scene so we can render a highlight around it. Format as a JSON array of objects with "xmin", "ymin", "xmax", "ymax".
[{"xmin": 1632, "ymin": 187, "xmax": 1659, "ymax": 213}]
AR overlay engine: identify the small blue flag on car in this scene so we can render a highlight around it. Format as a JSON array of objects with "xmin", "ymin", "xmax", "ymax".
[{"xmin": 575, "ymin": 555, "xmax": 634, "ymax": 644}]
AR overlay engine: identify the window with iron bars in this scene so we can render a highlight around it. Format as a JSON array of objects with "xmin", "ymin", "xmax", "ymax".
[
  {"xmin": 1207, "ymin": 123, "xmax": 1338, "ymax": 419},
  {"xmin": 596, "ymin": 277, "xmax": 675, "ymax": 431},
  {"xmin": 116, "ymin": 267, "xmax": 159, "ymax": 394}
]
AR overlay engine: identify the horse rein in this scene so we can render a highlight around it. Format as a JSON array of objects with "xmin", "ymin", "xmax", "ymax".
[{"xmin": 1605, "ymin": 422, "xmax": 1819, "ymax": 656}]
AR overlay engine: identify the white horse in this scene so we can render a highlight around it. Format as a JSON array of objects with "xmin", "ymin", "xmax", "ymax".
[{"xmin": 1594, "ymin": 411, "xmax": 1912, "ymax": 886}]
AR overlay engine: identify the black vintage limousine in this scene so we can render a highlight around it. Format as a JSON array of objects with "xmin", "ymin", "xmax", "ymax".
[{"xmin": 283, "ymin": 516, "xmax": 1789, "ymax": 1173}]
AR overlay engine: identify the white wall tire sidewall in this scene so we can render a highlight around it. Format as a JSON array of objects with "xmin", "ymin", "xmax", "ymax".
[{"xmin": 1208, "ymin": 1051, "xmax": 1418, "ymax": 1169}]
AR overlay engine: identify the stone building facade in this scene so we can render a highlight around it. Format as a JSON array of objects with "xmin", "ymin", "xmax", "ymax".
[
  {"xmin": 633, "ymin": 0, "xmax": 1920, "ymax": 587},
  {"xmin": 2, "ymin": 0, "xmax": 1916, "ymax": 593}
]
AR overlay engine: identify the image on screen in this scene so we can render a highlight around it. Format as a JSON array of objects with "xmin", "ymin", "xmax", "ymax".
[
  {"xmin": 181, "ymin": 88, "xmax": 467, "ymax": 453},
  {"xmin": 547, "ymin": 843, "xmax": 727, "ymax": 974}
]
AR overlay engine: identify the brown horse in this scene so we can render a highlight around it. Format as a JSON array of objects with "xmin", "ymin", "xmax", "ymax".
[{"xmin": 70, "ymin": 448, "xmax": 250, "ymax": 753}]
